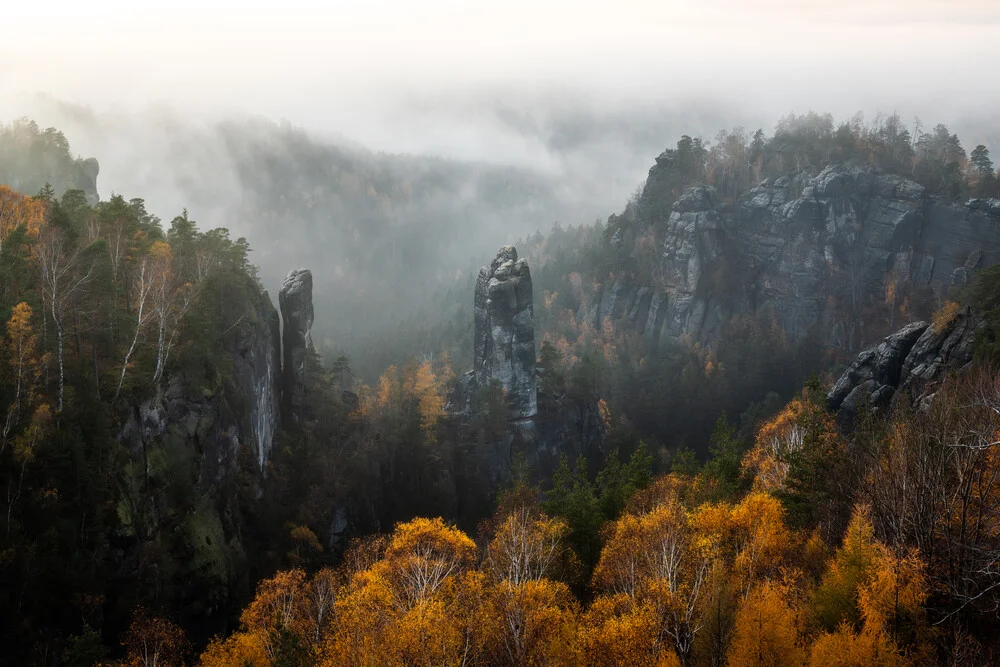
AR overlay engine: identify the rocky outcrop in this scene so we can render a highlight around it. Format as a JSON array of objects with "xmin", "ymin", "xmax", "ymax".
[
  {"xmin": 79, "ymin": 157, "xmax": 100, "ymax": 205},
  {"xmin": 473, "ymin": 245, "xmax": 537, "ymax": 421},
  {"xmin": 585, "ymin": 164, "xmax": 1000, "ymax": 351},
  {"xmin": 279, "ymin": 268, "xmax": 314, "ymax": 423},
  {"xmin": 827, "ymin": 308, "xmax": 983, "ymax": 419},
  {"xmin": 453, "ymin": 246, "xmax": 603, "ymax": 485}
]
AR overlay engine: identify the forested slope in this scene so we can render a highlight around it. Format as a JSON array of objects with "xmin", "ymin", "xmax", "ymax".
[{"xmin": 3, "ymin": 112, "xmax": 1000, "ymax": 665}]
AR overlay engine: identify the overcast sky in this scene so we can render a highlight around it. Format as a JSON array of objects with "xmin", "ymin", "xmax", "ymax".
[{"xmin": 3, "ymin": 1, "xmax": 997, "ymax": 149}]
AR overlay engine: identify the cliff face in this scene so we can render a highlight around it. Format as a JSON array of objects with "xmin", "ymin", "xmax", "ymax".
[
  {"xmin": 582, "ymin": 164, "xmax": 1000, "ymax": 351},
  {"xmin": 115, "ymin": 283, "xmax": 282, "ymax": 619},
  {"xmin": 119, "ymin": 285, "xmax": 282, "ymax": 477}
]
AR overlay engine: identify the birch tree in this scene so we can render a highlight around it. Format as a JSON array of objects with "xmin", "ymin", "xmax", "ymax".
[
  {"xmin": 114, "ymin": 249, "xmax": 159, "ymax": 399},
  {"xmin": 36, "ymin": 224, "xmax": 94, "ymax": 412}
]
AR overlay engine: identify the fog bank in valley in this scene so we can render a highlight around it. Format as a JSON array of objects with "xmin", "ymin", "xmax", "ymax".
[{"xmin": 2, "ymin": 1, "xmax": 996, "ymax": 374}]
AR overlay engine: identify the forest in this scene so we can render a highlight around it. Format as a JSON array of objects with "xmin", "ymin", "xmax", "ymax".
[{"xmin": 1, "ymin": 109, "xmax": 1000, "ymax": 667}]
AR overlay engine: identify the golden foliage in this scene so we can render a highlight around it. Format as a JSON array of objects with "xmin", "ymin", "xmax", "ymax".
[
  {"xmin": 202, "ymin": 492, "xmax": 932, "ymax": 666},
  {"xmin": 3, "ymin": 302, "xmax": 47, "ymax": 448},
  {"xmin": 809, "ymin": 623, "xmax": 903, "ymax": 667},
  {"xmin": 730, "ymin": 492, "xmax": 791, "ymax": 592},
  {"xmin": 239, "ymin": 568, "xmax": 310, "ymax": 661},
  {"xmin": 931, "ymin": 300, "xmax": 962, "ymax": 331},
  {"xmin": 408, "ymin": 359, "xmax": 447, "ymax": 435},
  {"xmin": 742, "ymin": 399, "xmax": 807, "ymax": 492},
  {"xmin": 383, "ymin": 516, "xmax": 477, "ymax": 608},
  {"xmin": 199, "ymin": 631, "xmax": 268, "ymax": 667},
  {"xmin": 487, "ymin": 507, "xmax": 570, "ymax": 585},
  {"xmin": 0, "ymin": 185, "xmax": 46, "ymax": 249},
  {"xmin": 491, "ymin": 578, "xmax": 579, "ymax": 667},
  {"xmin": 578, "ymin": 593, "xmax": 676, "ymax": 667},
  {"xmin": 741, "ymin": 396, "xmax": 839, "ymax": 494},
  {"xmin": 726, "ymin": 581, "xmax": 805, "ymax": 667}
]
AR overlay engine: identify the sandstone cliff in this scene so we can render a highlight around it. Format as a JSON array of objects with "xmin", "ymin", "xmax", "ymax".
[
  {"xmin": 119, "ymin": 283, "xmax": 282, "ymax": 477},
  {"xmin": 583, "ymin": 164, "xmax": 1000, "ymax": 352}
]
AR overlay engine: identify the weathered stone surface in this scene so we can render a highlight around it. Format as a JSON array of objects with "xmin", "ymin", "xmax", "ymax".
[
  {"xmin": 595, "ymin": 163, "xmax": 1000, "ymax": 351},
  {"xmin": 827, "ymin": 321, "xmax": 929, "ymax": 412},
  {"xmin": 474, "ymin": 246, "xmax": 537, "ymax": 421},
  {"xmin": 828, "ymin": 308, "xmax": 983, "ymax": 419},
  {"xmin": 452, "ymin": 245, "xmax": 604, "ymax": 489},
  {"xmin": 120, "ymin": 284, "xmax": 282, "ymax": 473},
  {"xmin": 279, "ymin": 268, "xmax": 314, "ymax": 423}
]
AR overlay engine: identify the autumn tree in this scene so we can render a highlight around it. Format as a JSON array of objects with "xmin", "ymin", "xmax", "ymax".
[
  {"xmin": 486, "ymin": 507, "xmax": 571, "ymax": 586},
  {"xmin": 0, "ymin": 185, "xmax": 45, "ymax": 255},
  {"xmin": 121, "ymin": 607, "xmax": 189, "ymax": 667},
  {"xmin": 578, "ymin": 593, "xmax": 682, "ymax": 667},
  {"xmin": 239, "ymin": 568, "xmax": 311, "ymax": 664},
  {"xmin": 810, "ymin": 504, "xmax": 930, "ymax": 663},
  {"xmin": 592, "ymin": 499, "xmax": 713, "ymax": 661},
  {"xmin": 861, "ymin": 370, "xmax": 1000, "ymax": 621},
  {"xmin": 726, "ymin": 581, "xmax": 805, "ymax": 667},
  {"xmin": 729, "ymin": 492, "xmax": 791, "ymax": 595},
  {"xmin": 147, "ymin": 240, "xmax": 200, "ymax": 383},
  {"xmin": 489, "ymin": 577, "xmax": 579, "ymax": 667},
  {"xmin": 382, "ymin": 516, "xmax": 476, "ymax": 609},
  {"xmin": 324, "ymin": 519, "xmax": 478, "ymax": 667}
]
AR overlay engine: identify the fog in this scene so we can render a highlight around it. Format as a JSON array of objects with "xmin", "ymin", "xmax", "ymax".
[{"xmin": 2, "ymin": 0, "xmax": 998, "ymax": 375}]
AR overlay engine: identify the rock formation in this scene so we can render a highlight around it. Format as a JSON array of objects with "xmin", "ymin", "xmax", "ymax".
[
  {"xmin": 473, "ymin": 245, "xmax": 537, "ymax": 421},
  {"xmin": 580, "ymin": 164, "xmax": 1000, "ymax": 350},
  {"xmin": 79, "ymin": 157, "xmax": 100, "ymax": 205},
  {"xmin": 452, "ymin": 246, "xmax": 603, "ymax": 486},
  {"xmin": 827, "ymin": 307, "xmax": 983, "ymax": 420},
  {"xmin": 279, "ymin": 268, "xmax": 314, "ymax": 423}
]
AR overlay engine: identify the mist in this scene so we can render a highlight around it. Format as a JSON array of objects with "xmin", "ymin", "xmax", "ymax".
[{"xmin": 3, "ymin": 0, "xmax": 998, "ymax": 376}]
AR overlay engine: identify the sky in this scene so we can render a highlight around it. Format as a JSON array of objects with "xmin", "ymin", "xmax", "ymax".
[{"xmin": 3, "ymin": 1, "xmax": 997, "ymax": 147}]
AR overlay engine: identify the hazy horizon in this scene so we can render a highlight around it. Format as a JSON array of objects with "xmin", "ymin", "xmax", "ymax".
[{"xmin": 3, "ymin": 0, "xmax": 998, "ymax": 352}]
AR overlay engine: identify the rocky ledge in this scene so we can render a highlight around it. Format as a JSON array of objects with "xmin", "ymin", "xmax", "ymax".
[{"xmin": 827, "ymin": 307, "xmax": 983, "ymax": 419}]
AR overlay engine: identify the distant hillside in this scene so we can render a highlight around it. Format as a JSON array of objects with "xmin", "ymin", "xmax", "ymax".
[{"xmin": 0, "ymin": 118, "xmax": 100, "ymax": 203}]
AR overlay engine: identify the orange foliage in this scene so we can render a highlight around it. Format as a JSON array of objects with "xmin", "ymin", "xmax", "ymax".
[
  {"xmin": 0, "ymin": 185, "xmax": 46, "ymax": 250},
  {"xmin": 382, "ymin": 516, "xmax": 476, "ymax": 608},
  {"xmin": 931, "ymin": 300, "xmax": 962, "ymax": 331},
  {"xmin": 487, "ymin": 507, "xmax": 570, "ymax": 585},
  {"xmin": 578, "ymin": 593, "xmax": 680, "ymax": 667},
  {"xmin": 730, "ymin": 492, "xmax": 791, "ymax": 592},
  {"xmin": 809, "ymin": 623, "xmax": 903, "ymax": 667},
  {"xmin": 490, "ymin": 578, "xmax": 578, "ymax": 667},
  {"xmin": 199, "ymin": 631, "xmax": 268, "ymax": 667},
  {"xmin": 726, "ymin": 581, "xmax": 805, "ymax": 667},
  {"xmin": 742, "ymin": 399, "xmax": 807, "ymax": 491},
  {"xmin": 2, "ymin": 302, "xmax": 47, "ymax": 446},
  {"xmin": 741, "ymin": 396, "xmax": 838, "ymax": 493},
  {"xmin": 200, "ymin": 491, "xmax": 930, "ymax": 666}
]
